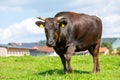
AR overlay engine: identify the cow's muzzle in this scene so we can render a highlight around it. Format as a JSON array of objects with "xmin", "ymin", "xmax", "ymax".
[{"xmin": 47, "ymin": 40, "xmax": 56, "ymax": 47}]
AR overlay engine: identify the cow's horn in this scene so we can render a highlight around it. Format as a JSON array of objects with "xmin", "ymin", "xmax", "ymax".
[
  {"xmin": 57, "ymin": 17, "xmax": 64, "ymax": 21},
  {"xmin": 37, "ymin": 17, "xmax": 46, "ymax": 22}
]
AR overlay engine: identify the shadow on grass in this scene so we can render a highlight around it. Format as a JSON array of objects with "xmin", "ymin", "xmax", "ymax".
[{"xmin": 37, "ymin": 69, "xmax": 91, "ymax": 76}]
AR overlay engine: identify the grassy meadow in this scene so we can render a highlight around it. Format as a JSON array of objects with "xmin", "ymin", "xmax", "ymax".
[{"xmin": 0, "ymin": 55, "xmax": 120, "ymax": 80}]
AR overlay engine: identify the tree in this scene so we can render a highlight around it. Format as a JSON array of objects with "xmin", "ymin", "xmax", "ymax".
[
  {"xmin": 38, "ymin": 40, "xmax": 46, "ymax": 46},
  {"xmin": 117, "ymin": 47, "xmax": 120, "ymax": 55},
  {"xmin": 101, "ymin": 42, "xmax": 113, "ymax": 53}
]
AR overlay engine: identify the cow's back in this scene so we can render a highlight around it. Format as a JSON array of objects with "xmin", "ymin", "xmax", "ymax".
[{"xmin": 55, "ymin": 12, "xmax": 102, "ymax": 50}]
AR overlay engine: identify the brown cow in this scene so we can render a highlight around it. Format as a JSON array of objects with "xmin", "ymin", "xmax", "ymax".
[{"xmin": 35, "ymin": 11, "xmax": 102, "ymax": 74}]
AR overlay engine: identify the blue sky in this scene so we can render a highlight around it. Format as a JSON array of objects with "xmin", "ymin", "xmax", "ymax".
[{"xmin": 0, "ymin": 0, "xmax": 120, "ymax": 44}]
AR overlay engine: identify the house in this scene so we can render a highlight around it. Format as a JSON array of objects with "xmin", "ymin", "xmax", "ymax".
[
  {"xmin": 31, "ymin": 46, "xmax": 57, "ymax": 56},
  {"xmin": 99, "ymin": 47, "xmax": 109, "ymax": 55},
  {"xmin": 29, "ymin": 49, "xmax": 42, "ymax": 56},
  {"xmin": 0, "ymin": 45, "xmax": 30, "ymax": 57},
  {"xmin": 111, "ymin": 49, "xmax": 119, "ymax": 55},
  {"xmin": 0, "ymin": 43, "xmax": 56, "ymax": 56}
]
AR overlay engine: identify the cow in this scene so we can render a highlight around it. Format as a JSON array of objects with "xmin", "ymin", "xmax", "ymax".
[{"xmin": 35, "ymin": 11, "xmax": 102, "ymax": 74}]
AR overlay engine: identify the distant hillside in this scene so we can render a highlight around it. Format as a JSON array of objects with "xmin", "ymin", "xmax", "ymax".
[
  {"xmin": 22, "ymin": 40, "xmax": 46, "ymax": 48},
  {"xmin": 37, "ymin": 40, "xmax": 46, "ymax": 46},
  {"xmin": 101, "ymin": 37, "xmax": 120, "ymax": 44},
  {"xmin": 7, "ymin": 40, "xmax": 46, "ymax": 48},
  {"xmin": 101, "ymin": 37, "xmax": 120, "ymax": 49},
  {"xmin": 5, "ymin": 38, "xmax": 120, "ymax": 49}
]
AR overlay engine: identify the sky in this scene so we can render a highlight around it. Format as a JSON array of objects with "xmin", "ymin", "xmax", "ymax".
[{"xmin": 0, "ymin": 0, "xmax": 120, "ymax": 44}]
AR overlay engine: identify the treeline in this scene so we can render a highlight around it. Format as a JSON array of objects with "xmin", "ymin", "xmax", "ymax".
[{"xmin": 37, "ymin": 40, "xmax": 46, "ymax": 46}]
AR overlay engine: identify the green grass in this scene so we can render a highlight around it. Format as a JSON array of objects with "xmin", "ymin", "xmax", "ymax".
[{"xmin": 0, "ymin": 55, "xmax": 120, "ymax": 80}]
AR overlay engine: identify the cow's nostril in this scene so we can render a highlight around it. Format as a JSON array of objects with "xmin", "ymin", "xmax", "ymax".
[
  {"xmin": 49, "ymin": 41, "xmax": 54, "ymax": 44},
  {"xmin": 48, "ymin": 40, "xmax": 55, "ymax": 46},
  {"xmin": 47, "ymin": 40, "xmax": 55, "ymax": 47}
]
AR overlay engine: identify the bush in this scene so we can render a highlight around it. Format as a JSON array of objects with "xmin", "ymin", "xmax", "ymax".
[
  {"xmin": 101, "ymin": 42, "xmax": 113, "ymax": 53},
  {"xmin": 117, "ymin": 47, "xmax": 120, "ymax": 55}
]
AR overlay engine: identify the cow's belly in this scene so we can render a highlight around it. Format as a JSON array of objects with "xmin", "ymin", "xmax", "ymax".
[{"xmin": 74, "ymin": 40, "xmax": 95, "ymax": 51}]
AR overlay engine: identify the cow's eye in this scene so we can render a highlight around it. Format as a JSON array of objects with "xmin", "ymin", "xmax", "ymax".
[{"xmin": 55, "ymin": 28, "xmax": 58, "ymax": 31}]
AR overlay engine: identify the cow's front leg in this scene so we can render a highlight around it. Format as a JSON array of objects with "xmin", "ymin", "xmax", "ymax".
[
  {"xmin": 66, "ymin": 45, "xmax": 76, "ymax": 73},
  {"xmin": 58, "ymin": 54, "xmax": 67, "ymax": 74}
]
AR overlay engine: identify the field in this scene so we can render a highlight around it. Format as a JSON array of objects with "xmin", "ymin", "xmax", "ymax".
[{"xmin": 0, "ymin": 55, "xmax": 120, "ymax": 80}]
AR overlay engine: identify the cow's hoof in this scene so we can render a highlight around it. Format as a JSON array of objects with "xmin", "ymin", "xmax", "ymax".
[
  {"xmin": 92, "ymin": 69, "xmax": 100, "ymax": 73},
  {"xmin": 67, "ymin": 69, "xmax": 73, "ymax": 73}
]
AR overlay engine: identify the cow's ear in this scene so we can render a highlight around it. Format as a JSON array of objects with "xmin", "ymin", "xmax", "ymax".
[
  {"xmin": 35, "ymin": 21, "xmax": 45, "ymax": 28},
  {"xmin": 59, "ymin": 18, "xmax": 67, "ymax": 28}
]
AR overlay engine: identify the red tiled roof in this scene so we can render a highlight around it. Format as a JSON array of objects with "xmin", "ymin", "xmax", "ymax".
[
  {"xmin": 99, "ymin": 47, "xmax": 108, "ymax": 53},
  {"xmin": 32, "ymin": 46, "xmax": 54, "ymax": 53}
]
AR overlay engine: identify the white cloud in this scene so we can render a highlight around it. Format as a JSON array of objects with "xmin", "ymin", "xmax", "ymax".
[
  {"xmin": 0, "ymin": 28, "xmax": 12, "ymax": 40},
  {"xmin": 68, "ymin": 0, "xmax": 86, "ymax": 7},
  {"xmin": 68, "ymin": 0, "xmax": 104, "ymax": 8},
  {"xmin": 8, "ymin": 18, "xmax": 44, "ymax": 34},
  {"xmin": 103, "ymin": 15, "xmax": 120, "ymax": 24},
  {"xmin": 0, "ymin": 0, "xmax": 120, "ymax": 44},
  {"xmin": 68, "ymin": 0, "xmax": 120, "ymax": 15},
  {"xmin": 0, "ymin": 18, "xmax": 45, "ymax": 43},
  {"xmin": 68, "ymin": 0, "xmax": 120, "ymax": 38},
  {"xmin": 102, "ymin": 15, "xmax": 120, "ymax": 38}
]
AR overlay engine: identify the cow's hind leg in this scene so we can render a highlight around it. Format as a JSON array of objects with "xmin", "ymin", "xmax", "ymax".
[
  {"xmin": 66, "ymin": 45, "xmax": 76, "ymax": 73},
  {"xmin": 88, "ymin": 40, "xmax": 100, "ymax": 73}
]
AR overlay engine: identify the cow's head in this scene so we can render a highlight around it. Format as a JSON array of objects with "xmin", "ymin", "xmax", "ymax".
[{"xmin": 35, "ymin": 17, "xmax": 67, "ymax": 47}]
